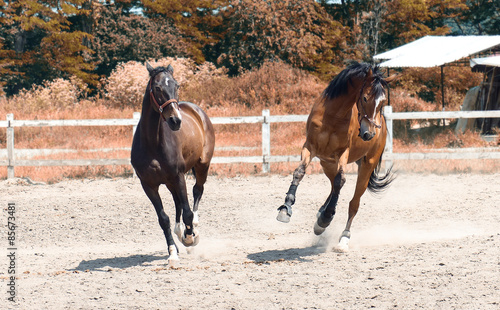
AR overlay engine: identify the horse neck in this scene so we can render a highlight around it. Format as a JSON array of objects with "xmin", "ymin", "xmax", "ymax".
[
  {"xmin": 325, "ymin": 91, "xmax": 358, "ymax": 120},
  {"xmin": 139, "ymin": 93, "xmax": 163, "ymax": 147},
  {"xmin": 325, "ymin": 78, "xmax": 365, "ymax": 120}
]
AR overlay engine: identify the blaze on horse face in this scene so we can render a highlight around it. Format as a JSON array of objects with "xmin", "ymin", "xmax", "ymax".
[
  {"xmin": 146, "ymin": 63, "xmax": 182, "ymax": 131},
  {"xmin": 357, "ymin": 69, "xmax": 397, "ymax": 142}
]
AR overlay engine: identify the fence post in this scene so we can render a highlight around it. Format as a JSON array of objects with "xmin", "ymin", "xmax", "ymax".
[
  {"xmin": 383, "ymin": 105, "xmax": 393, "ymax": 170},
  {"xmin": 6, "ymin": 113, "xmax": 14, "ymax": 179},
  {"xmin": 262, "ymin": 109, "xmax": 271, "ymax": 173},
  {"xmin": 132, "ymin": 112, "xmax": 140, "ymax": 137}
]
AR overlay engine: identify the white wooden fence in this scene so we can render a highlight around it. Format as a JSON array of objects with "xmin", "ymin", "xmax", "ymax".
[{"xmin": 1, "ymin": 108, "xmax": 500, "ymax": 179}]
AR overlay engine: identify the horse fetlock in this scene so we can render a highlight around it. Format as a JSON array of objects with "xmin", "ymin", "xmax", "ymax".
[
  {"xmin": 192, "ymin": 211, "xmax": 199, "ymax": 226},
  {"xmin": 167, "ymin": 244, "xmax": 179, "ymax": 262},
  {"xmin": 318, "ymin": 211, "xmax": 333, "ymax": 228}
]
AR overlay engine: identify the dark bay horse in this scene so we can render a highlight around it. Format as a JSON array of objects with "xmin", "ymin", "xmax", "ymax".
[
  {"xmin": 131, "ymin": 63, "xmax": 215, "ymax": 263},
  {"xmin": 277, "ymin": 62, "xmax": 397, "ymax": 251}
]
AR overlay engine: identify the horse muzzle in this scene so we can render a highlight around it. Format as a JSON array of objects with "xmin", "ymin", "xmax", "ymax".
[
  {"xmin": 359, "ymin": 118, "xmax": 376, "ymax": 141},
  {"xmin": 167, "ymin": 116, "xmax": 181, "ymax": 131}
]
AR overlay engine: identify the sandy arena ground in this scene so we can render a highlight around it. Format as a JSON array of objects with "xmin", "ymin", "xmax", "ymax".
[{"xmin": 1, "ymin": 172, "xmax": 499, "ymax": 309}]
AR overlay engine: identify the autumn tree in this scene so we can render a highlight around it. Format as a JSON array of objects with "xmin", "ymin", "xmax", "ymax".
[
  {"xmin": 380, "ymin": 0, "xmax": 466, "ymax": 48},
  {"xmin": 0, "ymin": 0, "xmax": 97, "ymax": 96},
  {"xmin": 140, "ymin": 0, "xmax": 226, "ymax": 63},
  {"xmin": 453, "ymin": 0, "xmax": 500, "ymax": 35},
  {"xmin": 211, "ymin": 0, "xmax": 348, "ymax": 78},
  {"xmin": 91, "ymin": 2, "xmax": 189, "ymax": 77}
]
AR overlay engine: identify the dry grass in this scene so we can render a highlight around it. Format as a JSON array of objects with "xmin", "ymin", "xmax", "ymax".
[{"xmin": 1, "ymin": 60, "xmax": 498, "ymax": 183}]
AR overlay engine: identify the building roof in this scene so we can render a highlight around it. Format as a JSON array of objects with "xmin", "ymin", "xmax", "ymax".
[
  {"xmin": 373, "ymin": 35, "xmax": 500, "ymax": 68},
  {"xmin": 470, "ymin": 55, "xmax": 500, "ymax": 71}
]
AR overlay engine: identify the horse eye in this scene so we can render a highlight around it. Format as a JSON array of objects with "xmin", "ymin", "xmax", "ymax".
[{"xmin": 363, "ymin": 97, "xmax": 367, "ymax": 103}]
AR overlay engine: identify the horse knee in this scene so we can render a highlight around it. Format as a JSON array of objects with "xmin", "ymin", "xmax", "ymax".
[{"xmin": 334, "ymin": 168, "xmax": 346, "ymax": 193}]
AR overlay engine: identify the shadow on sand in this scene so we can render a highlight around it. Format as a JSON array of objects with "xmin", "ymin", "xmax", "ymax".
[
  {"xmin": 247, "ymin": 245, "xmax": 327, "ymax": 263},
  {"xmin": 71, "ymin": 253, "xmax": 166, "ymax": 272}
]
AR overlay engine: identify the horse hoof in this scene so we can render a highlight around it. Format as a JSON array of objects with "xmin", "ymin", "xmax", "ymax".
[
  {"xmin": 313, "ymin": 221, "xmax": 326, "ymax": 235},
  {"xmin": 276, "ymin": 209, "xmax": 291, "ymax": 223},
  {"xmin": 181, "ymin": 230, "xmax": 200, "ymax": 247},
  {"xmin": 337, "ymin": 236, "xmax": 350, "ymax": 252},
  {"xmin": 337, "ymin": 230, "xmax": 351, "ymax": 251}
]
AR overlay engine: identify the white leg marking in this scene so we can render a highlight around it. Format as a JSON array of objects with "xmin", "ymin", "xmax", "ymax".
[
  {"xmin": 167, "ymin": 245, "xmax": 179, "ymax": 266},
  {"xmin": 193, "ymin": 211, "xmax": 199, "ymax": 226},
  {"xmin": 337, "ymin": 230, "xmax": 351, "ymax": 251},
  {"xmin": 338, "ymin": 236, "xmax": 350, "ymax": 251},
  {"xmin": 174, "ymin": 222, "xmax": 183, "ymax": 241}
]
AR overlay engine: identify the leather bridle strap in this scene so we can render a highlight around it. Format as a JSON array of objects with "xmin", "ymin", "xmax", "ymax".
[
  {"xmin": 357, "ymin": 80, "xmax": 382, "ymax": 129},
  {"xmin": 148, "ymin": 79, "xmax": 178, "ymax": 120}
]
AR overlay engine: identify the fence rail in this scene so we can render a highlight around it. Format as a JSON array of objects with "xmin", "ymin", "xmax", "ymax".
[{"xmin": 2, "ymin": 108, "xmax": 500, "ymax": 178}]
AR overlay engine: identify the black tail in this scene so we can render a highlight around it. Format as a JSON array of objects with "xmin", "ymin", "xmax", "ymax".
[{"xmin": 367, "ymin": 152, "xmax": 396, "ymax": 195}]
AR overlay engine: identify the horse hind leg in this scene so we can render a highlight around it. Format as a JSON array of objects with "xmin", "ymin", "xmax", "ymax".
[
  {"xmin": 277, "ymin": 146, "xmax": 312, "ymax": 223},
  {"xmin": 191, "ymin": 164, "xmax": 209, "ymax": 226}
]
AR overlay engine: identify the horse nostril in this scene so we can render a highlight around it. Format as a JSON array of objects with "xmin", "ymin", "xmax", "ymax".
[
  {"xmin": 168, "ymin": 117, "xmax": 181, "ymax": 131},
  {"xmin": 362, "ymin": 132, "xmax": 373, "ymax": 141}
]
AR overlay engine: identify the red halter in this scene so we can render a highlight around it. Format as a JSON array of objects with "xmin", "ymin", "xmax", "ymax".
[{"xmin": 148, "ymin": 79, "xmax": 178, "ymax": 121}]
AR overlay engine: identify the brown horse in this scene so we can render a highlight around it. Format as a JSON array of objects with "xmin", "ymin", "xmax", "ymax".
[
  {"xmin": 131, "ymin": 63, "xmax": 215, "ymax": 263},
  {"xmin": 277, "ymin": 62, "xmax": 397, "ymax": 250}
]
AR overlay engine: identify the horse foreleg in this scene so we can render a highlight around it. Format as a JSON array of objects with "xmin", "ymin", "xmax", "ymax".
[
  {"xmin": 141, "ymin": 182, "xmax": 178, "ymax": 263},
  {"xmin": 338, "ymin": 158, "xmax": 376, "ymax": 251},
  {"xmin": 277, "ymin": 146, "xmax": 312, "ymax": 223},
  {"xmin": 168, "ymin": 174, "xmax": 199, "ymax": 247}
]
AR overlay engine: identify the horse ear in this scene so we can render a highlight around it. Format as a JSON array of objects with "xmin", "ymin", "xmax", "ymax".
[
  {"xmin": 166, "ymin": 64, "xmax": 174, "ymax": 74},
  {"xmin": 385, "ymin": 73, "xmax": 399, "ymax": 84},
  {"xmin": 146, "ymin": 62, "xmax": 154, "ymax": 75}
]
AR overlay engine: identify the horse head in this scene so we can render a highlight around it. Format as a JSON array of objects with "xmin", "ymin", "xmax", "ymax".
[
  {"xmin": 356, "ymin": 66, "xmax": 398, "ymax": 141},
  {"xmin": 146, "ymin": 62, "xmax": 182, "ymax": 131}
]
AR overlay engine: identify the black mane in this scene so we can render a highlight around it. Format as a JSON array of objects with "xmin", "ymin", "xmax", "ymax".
[{"xmin": 322, "ymin": 62, "xmax": 387, "ymax": 100}]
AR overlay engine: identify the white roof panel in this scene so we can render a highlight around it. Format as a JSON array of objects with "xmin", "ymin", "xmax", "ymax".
[
  {"xmin": 374, "ymin": 35, "xmax": 500, "ymax": 68},
  {"xmin": 470, "ymin": 55, "xmax": 500, "ymax": 68}
]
